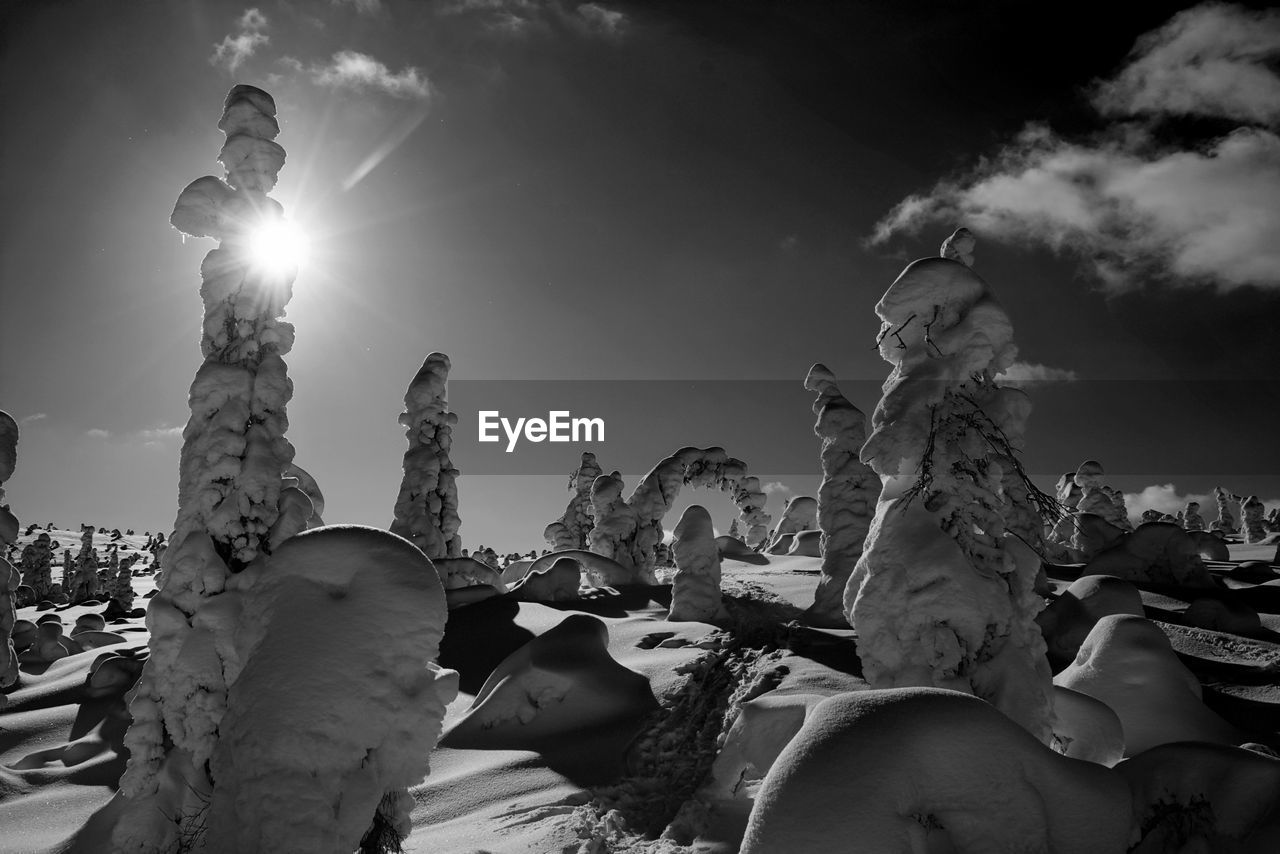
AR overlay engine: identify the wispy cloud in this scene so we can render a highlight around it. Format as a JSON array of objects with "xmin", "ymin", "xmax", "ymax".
[
  {"xmin": 331, "ymin": 0, "xmax": 383, "ymax": 14},
  {"xmin": 310, "ymin": 50, "xmax": 431, "ymax": 99},
  {"xmin": 86, "ymin": 428, "xmax": 111, "ymax": 439},
  {"xmin": 18, "ymin": 413, "xmax": 47, "ymax": 426},
  {"xmin": 761, "ymin": 481, "xmax": 794, "ymax": 498},
  {"xmin": 995, "ymin": 361, "xmax": 1079, "ymax": 386},
  {"xmin": 437, "ymin": 0, "xmax": 627, "ymax": 40},
  {"xmin": 871, "ymin": 3, "xmax": 1280, "ymax": 293},
  {"xmin": 138, "ymin": 425, "xmax": 184, "ymax": 445},
  {"xmin": 211, "ymin": 8, "xmax": 269, "ymax": 73},
  {"xmin": 1093, "ymin": 4, "xmax": 1280, "ymax": 126}
]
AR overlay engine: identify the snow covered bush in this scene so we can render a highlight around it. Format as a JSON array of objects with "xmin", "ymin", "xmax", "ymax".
[
  {"xmin": 847, "ymin": 249, "xmax": 1057, "ymax": 743},
  {"xmin": 1183, "ymin": 500, "xmax": 1205, "ymax": 531},
  {"xmin": 390, "ymin": 352, "xmax": 462, "ymax": 562},
  {"xmin": 801, "ymin": 364, "xmax": 878, "ymax": 627}
]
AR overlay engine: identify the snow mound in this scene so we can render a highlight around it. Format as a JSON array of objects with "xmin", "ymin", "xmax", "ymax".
[
  {"xmin": 441, "ymin": 613, "xmax": 657, "ymax": 754},
  {"xmin": 1051, "ymin": 684, "xmax": 1125, "ymax": 766},
  {"xmin": 740, "ymin": 687, "xmax": 1131, "ymax": 854},
  {"xmin": 1054, "ymin": 614, "xmax": 1239, "ymax": 756},
  {"xmin": 202, "ymin": 525, "xmax": 457, "ymax": 853},
  {"xmin": 1185, "ymin": 596, "xmax": 1262, "ymax": 635},
  {"xmin": 1036, "ymin": 574, "xmax": 1145, "ymax": 670},
  {"xmin": 1118, "ymin": 742, "xmax": 1280, "ymax": 852},
  {"xmin": 508, "ymin": 556, "xmax": 581, "ymax": 602},
  {"xmin": 787, "ymin": 530, "xmax": 822, "ymax": 557}
]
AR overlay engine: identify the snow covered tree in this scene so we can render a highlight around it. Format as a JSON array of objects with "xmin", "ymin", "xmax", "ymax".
[
  {"xmin": 669, "ymin": 505, "xmax": 726, "ymax": 622},
  {"xmin": 847, "ymin": 245, "xmax": 1057, "ymax": 743},
  {"xmin": 0, "ymin": 411, "xmax": 20, "ymax": 693},
  {"xmin": 390, "ymin": 352, "xmax": 462, "ymax": 561},
  {"xmin": 548, "ymin": 452, "xmax": 602, "ymax": 550},
  {"xmin": 113, "ymin": 85, "xmax": 315, "ymax": 849},
  {"xmin": 801, "ymin": 364, "xmax": 879, "ymax": 628}
]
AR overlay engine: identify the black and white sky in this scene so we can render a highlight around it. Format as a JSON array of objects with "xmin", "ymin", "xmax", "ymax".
[{"xmin": 1, "ymin": 0, "xmax": 1278, "ymax": 547}]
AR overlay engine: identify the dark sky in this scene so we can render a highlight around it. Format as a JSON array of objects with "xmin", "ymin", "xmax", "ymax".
[{"xmin": 2, "ymin": 0, "xmax": 1277, "ymax": 547}]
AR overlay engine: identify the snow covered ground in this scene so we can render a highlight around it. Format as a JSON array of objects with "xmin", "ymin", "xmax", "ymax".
[{"xmin": 2, "ymin": 531, "xmax": 1280, "ymax": 852}]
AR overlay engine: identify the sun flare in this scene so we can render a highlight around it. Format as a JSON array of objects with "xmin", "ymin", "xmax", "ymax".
[{"xmin": 248, "ymin": 219, "xmax": 309, "ymax": 277}]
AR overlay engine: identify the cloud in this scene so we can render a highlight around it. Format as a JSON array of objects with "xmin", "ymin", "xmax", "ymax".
[
  {"xmin": 995, "ymin": 361, "xmax": 1079, "ymax": 386},
  {"xmin": 1120, "ymin": 483, "xmax": 1278, "ymax": 525},
  {"xmin": 18, "ymin": 413, "xmax": 47, "ymax": 426},
  {"xmin": 310, "ymin": 50, "xmax": 431, "ymax": 99},
  {"xmin": 761, "ymin": 481, "xmax": 794, "ymax": 498},
  {"xmin": 1092, "ymin": 4, "xmax": 1280, "ymax": 126},
  {"xmin": 138, "ymin": 425, "xmax": 184, "ymax": 445},
  {"xmin": 575, "ymin": 3, "xmax": 626, "ymax": 37},
  {"xmin": 85, "ymin": 428, "xmax": 111, "ymax": 439},
  {"xmin": 211, "ymin": 8, "xmax": 269, "ymax": 73},
  {"xmin": 871, "ymin": 4, "xmax": 1280, "ymax": 293}
]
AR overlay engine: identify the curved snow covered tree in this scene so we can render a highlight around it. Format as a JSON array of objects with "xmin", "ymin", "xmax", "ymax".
[
  {"xmin": 390, "ymin": 352, "xmax": 462, "ymax": 562},
  {"xmin": 847, "ymin": 243, "xmax": 1057, "ymax": 743},
  {"xmin": 113, "ymin": 85, "xmax": 315, "ymax": 848},
  {"xmin": 801, "ymin": 364, "xmax": 878, "ymax": 627},
  {"xmin": 589, "ymin": 447, "xmax": 771, "ymax": 583}
]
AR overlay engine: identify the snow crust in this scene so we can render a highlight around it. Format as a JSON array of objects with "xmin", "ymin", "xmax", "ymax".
[{"xmin": 390, "ymin": 352, "xmax": 462, "ymax": 562}]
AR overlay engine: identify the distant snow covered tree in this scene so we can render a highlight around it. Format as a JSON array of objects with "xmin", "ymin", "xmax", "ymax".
[
  {"xmin": 801, "ymin": 364, "xmax": 878, "ymax": 628},
  {"xmin": 669, "ymin": 505, "xmax": 726, "ymax": 622},
  {"xmin": 549, "ymin": 452, "xmax": 602, "ymax": 550},
  {"xmin": 390, "ymin": 352, "xmax": 462, "ymax": 562},
  {"xmin": 589, "ymin": 448, "xmax": 772, "ymax": 583},
  {"xmin": 847, "ymin": 240, "xmax": 1057, "ymax": 743}
]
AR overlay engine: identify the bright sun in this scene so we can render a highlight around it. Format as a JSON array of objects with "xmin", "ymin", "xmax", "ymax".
[{"xmin": 248, "ymin": 219, "xmax": 309, "ymax": 277}]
